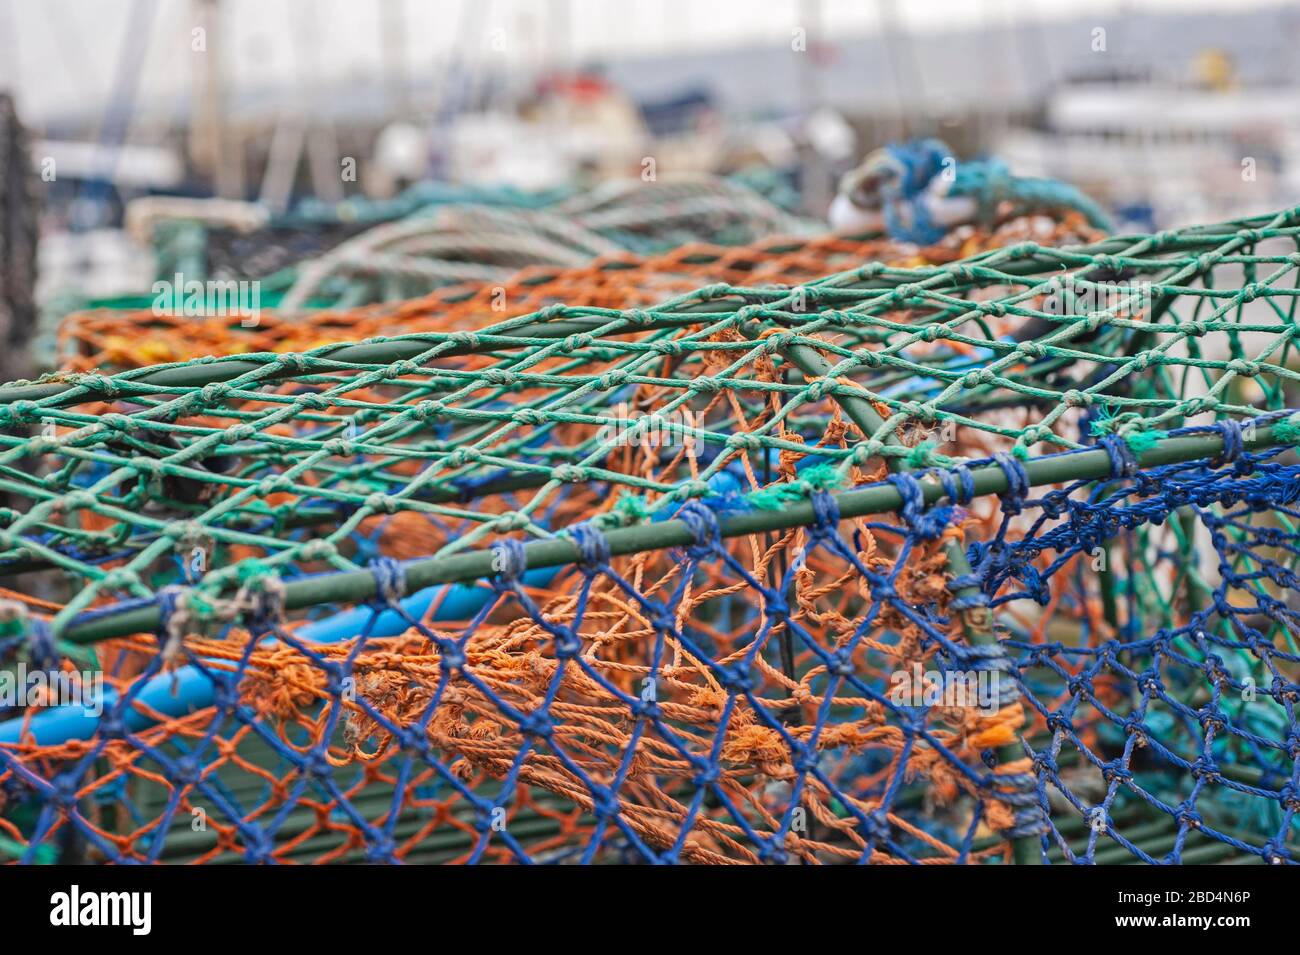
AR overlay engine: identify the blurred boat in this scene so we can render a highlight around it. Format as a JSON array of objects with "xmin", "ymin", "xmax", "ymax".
[{"xmin": 997, "ymin": 60, "xmax": 1300, "ymax": 228}]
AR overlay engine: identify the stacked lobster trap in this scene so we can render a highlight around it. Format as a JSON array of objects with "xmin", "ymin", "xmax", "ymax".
[{"xmin": 0, "ymin": 206, "xmax": 1298, "ymax": 864}]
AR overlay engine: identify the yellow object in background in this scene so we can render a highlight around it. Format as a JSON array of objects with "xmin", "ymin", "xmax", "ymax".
[{"xmin": 1194, "ymin": 48, "xmax": 1236, "ymax": 91}]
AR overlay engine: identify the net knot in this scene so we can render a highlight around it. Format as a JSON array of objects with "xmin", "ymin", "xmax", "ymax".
[
  {"xmin": 993, "ymin": 452, "xmax": 1030, "ymax": 514},
  {"xmin": 905, "ymin": 441, "xmax": 951, "ymax": 469},
  {"xmin": 490, "ymin": 511, "xmax": 530, "ymax": 532},
  {"xmin": 1020, "ymin": 424, "xmax": 1054, "ymax": 447},
  {"xmin": 1098, "ymin": 434, "xmax": 1138, "ymax": 479},
  {"xmin": 0, "ymin": 400, "xmax": 37, "ymax": 428},
  {"xmin": 598, "ymin": 369, "xmax": 631, "ymax": 390},
  {"xmin": 803, "ymin": 378, "xmax": 834, "ymax": 401},
  {"xmin": 100, "ymin": 567, "xmax": 141, "ymax": 590},
  {"xmin": 560, "ymin": 333, "xmax": 593, "ymax": 353},
  {"xmin": 725, "ymin": 432, "xmax": 764, "ymax": 451},
  {"xmin": 552, "ymin": 464, "xmax": 587, "ymax": 483},
  {"xmin": 299, "ymin": 539, "xmax": 337, "ymax": 561},
  {"xmin": 676, "ymin": 500, "xmax": 721, "ymax": 559},
  {"xmin": 234, "ymin": 563, "xmax": 286, "ymax": 629},
  {"xmin": 364, "ymin": 492, "xmax": 400, "ymax": 514},
  {"xmin": 491, "ymin": 538, "xmax": 528, "ymax": 583},
  {"xmin": 511, "ymin": 408, "xmax": 546, "ymax": 426},
  {"xmin": 277, "ymin": 354, "xmax": 309, "ymax": 374},
  {"xmin": 570, "ymin": 521, "xmax": 611, "ymax": 571},
  {"xmin": 886, "ymin": 473, "xmax": 950, "ymax": 540},
  {"xmin": 369, "ymin": 556, "xmax": 406, "ymax": 607},
  {"xmin": 810, "ymin": 489, "xmax": 840, "ymax": 532},
  {"xmin": 1263, "ymin": 841, "xmax": 1292, "ymax": 866},
  {"xmin": 859, "ymin": 810, "xmax": 892, "ymax": 846},
  {"xmin": 937, "ymin": 463, "xmax": 976, "ymax": 506},
  {"xmin": 69, "ymin": 373, "xmax": 120, "ymax": 398},
  {"xmin": 1212, "ymin": 418, "xmax": 1244, "ymax": 465},
  {"xmin": 410, "ymin": 400, "xmax": 444, "ymax": 421},
  {"xmin": 200, "ymin": 382, "xmax": 232, "ymax": 404}
]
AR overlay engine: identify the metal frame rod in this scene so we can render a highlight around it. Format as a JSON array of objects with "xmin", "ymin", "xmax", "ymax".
[{"xmin": 58, "ymin": 416, "xmax": 1290, "ymax": 645}]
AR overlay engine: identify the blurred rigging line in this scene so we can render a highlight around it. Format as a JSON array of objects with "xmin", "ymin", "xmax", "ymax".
[{"xmin": 70, "ymin": 0, "xmax": 156, "ymax": 230}]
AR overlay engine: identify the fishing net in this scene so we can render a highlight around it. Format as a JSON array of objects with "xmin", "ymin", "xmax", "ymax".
[
  {"xmin": 1, "ymin": 208, "xmax": 1299, "ymax": 865},
  {"xmin": 34, "ymin": 176, "xmax": 820, "ymax": 378},
  {"xmin": 58, "ymin": 213, "xmax": 1101, "ymax": 375}
]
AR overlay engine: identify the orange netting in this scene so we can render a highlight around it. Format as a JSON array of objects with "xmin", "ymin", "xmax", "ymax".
[{"xmin": 57, "ymin": 214, "xmax": 1102, "ymax": 374}]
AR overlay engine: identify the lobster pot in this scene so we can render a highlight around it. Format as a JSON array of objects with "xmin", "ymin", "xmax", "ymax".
[{"xmin": 0, "ymin": 209, "xmax": 1297, "ymax": 864}]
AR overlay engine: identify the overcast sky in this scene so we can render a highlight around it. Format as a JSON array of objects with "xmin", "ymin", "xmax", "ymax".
[{"xmin": 0, "ymin": 0, "xmax": 1278, "ymax": 121}]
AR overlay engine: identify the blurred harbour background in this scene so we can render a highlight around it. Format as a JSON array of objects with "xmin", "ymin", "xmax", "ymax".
[{"xmin": 2, "ymin": 0, "xmax": 1298, "ymax": 342}]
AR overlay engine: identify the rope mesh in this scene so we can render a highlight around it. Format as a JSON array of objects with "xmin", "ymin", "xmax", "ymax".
[
  {"xmin": 57, "ymin": 214, "xmax": 1100, "ymax": 375},
  {"xmin": 1, "ymin": 207, "xmax": 1299, "ymax": 864}
]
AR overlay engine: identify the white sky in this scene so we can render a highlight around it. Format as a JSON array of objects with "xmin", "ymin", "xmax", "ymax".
[{"xmin": 0, "ymin": 0, "xmax": 1278, "ymax": 121}]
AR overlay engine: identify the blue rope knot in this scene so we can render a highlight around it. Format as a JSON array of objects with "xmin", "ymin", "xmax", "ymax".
[
  {"xmin": 1278, "ymin": 783, "xmax": 1300, "ymax": 812},
  {"xmin": 993, "ymin": 452, "xmax": 1030, "ymax": 515},
  {"xmin": 570, "ymin": 521, "xmax": 611, "ymax": 572},
  {"xmin": 947, "ymin": 572, "xmax": 989, "ymax": 612},
  {"xmin": 859, "ymin": 809, "xmax": 893, "ymax": 845},
  {"xmin": 886, "ymin": 473, "xmax": 951, "ymax": 540},
  {"xmin": 491, "ymin": 538, "xmax": 528, "ymax": 584},
  {"xmin": 676, "ymin": 500, "xmax": 721, "ymax": 560},
  {"xmin": 937, "ymin": 463, "xmax": 976, "ymax": 506},
  {"xmin": 1212, "ymin": 418, "xmax": 1244, "ymax": 466},
  {"xmin": 1173, "ymin": 801, "xmax": 1202, "ymax": 829},
  {"xmin": 1262, "ymin": 840, "xmax": 1293, "ymax": 865},
  {"xmin": 23, "ymin": 616, "xmax": 58, "ymax": 673},
  {"xmin": 369, "ymin": 556, "xmax": 406, "ymax": 608},
  {"xmin": 810, "ymin": 489, "xmax": 840, "ymax": 534},
  {"xmin": 1098, "ymin": 435, "xmax": 1138, "ymax": 479}
]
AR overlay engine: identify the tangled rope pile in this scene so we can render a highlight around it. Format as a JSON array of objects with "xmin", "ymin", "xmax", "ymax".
[
  {"xmin": 1, "ymin": 207, "xmax": 1299, "ymax": 864},
  {"xmin": 154, "ymin": 176, "xmax": 817, "ymax": 314}
]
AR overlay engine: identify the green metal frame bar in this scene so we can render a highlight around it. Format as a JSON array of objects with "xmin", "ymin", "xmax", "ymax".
[{"xmin": 60, "ymin": 417, "xmax": 1289, "ymax": 645}]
